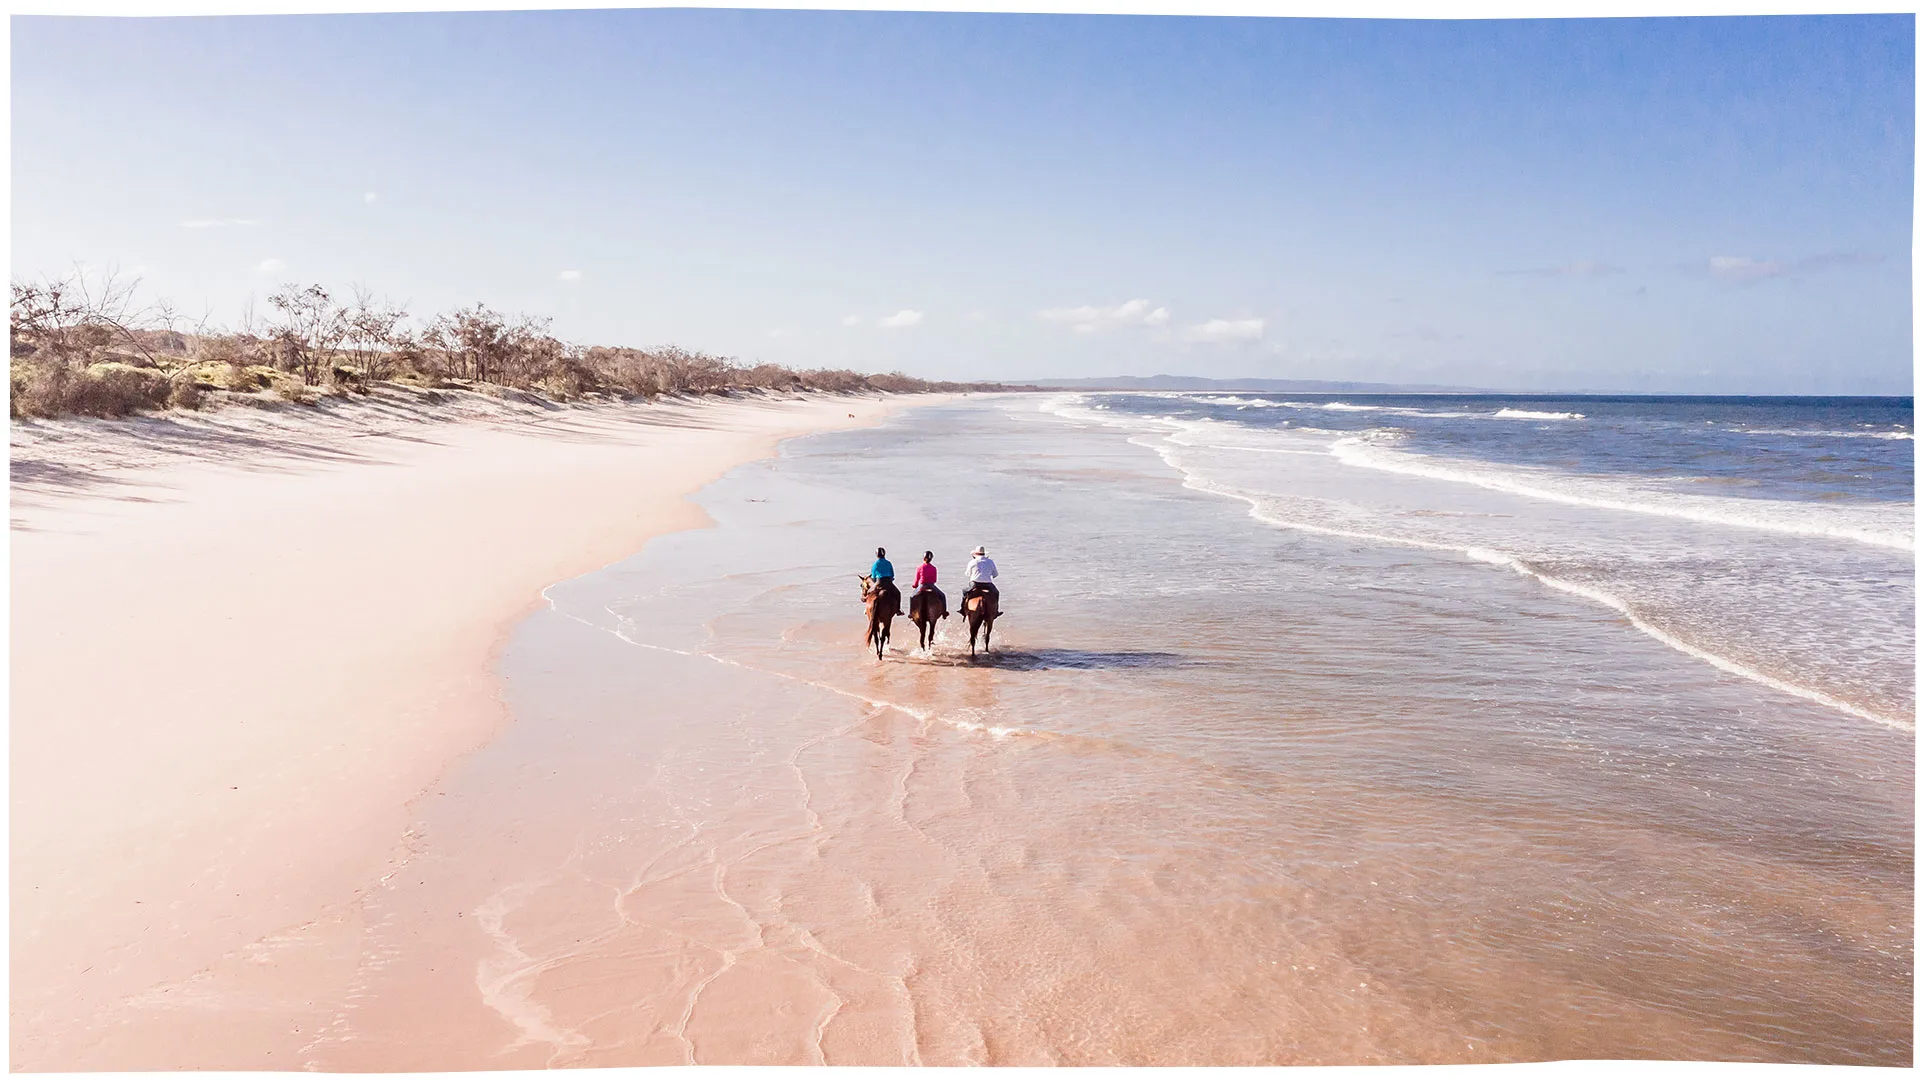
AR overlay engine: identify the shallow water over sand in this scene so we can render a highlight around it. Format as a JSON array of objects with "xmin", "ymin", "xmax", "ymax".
[{"xmin": 307, "ymin": 397, "xmax": 1912, "ymax": 1067}]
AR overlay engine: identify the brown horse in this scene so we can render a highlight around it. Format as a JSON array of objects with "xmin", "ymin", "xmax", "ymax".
[
  {"xmin": 859, "ymin": 574, "xmax": 901, "ymax": 659},
  {"xmin": 961, "ymin": 586, "xmax": 999, "ymax": 659},
  {"xmin": 909, "ymin": 585, "xmax": 947, "ymax": 650}
]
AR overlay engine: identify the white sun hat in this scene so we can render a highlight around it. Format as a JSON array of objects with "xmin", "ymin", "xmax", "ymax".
[{"xmin": 971, "ymin": 546, "xmax": 987, "ymax": 556}]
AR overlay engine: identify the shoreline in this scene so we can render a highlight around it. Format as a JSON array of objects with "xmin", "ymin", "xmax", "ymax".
[
  {"xmin": 297, "ymin": 392, "xmax": 1912, "ymax": 1066},
  {"xmin": 9, "ymin": 388, "xmax": 952, "ymax": 1069}
]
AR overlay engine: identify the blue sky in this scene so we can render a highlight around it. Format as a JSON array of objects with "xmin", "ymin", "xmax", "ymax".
[{"xmin": 11, "ymin": 11, "xmax": 1913, "ymax": 392}]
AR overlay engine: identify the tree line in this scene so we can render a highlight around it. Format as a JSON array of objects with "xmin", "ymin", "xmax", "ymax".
[{"xmin": 9, "ymin": 271, "xmax": 1024, "ymax": 418}]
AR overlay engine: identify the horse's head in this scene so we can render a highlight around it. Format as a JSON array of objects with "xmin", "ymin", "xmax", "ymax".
[{"xmin": 858, "ymin": 573, "xmax": 874, "ymax": 599}]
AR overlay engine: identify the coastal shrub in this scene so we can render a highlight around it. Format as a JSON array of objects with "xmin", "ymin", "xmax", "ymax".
[
  {"xmin": 392, "ymin": 352, "xmax": 446, "ymax": 387},
  {"xmin": 272, "ymin": 377, "xmax": 312, "ymax": 405},
  {"xmin": 11, "ymin": 272, "xmax": 1034, "ymax": 418},
  {"xmin": 86, "ymin": 364, "xmax": 172, "ymax": 415},
  {"xmin": 12, "ymin": 360, "xmax": 170, "ymax": 418},
  {"xmin": 9, "ymin": 365, "xmax": 30, "ymax": 418},
  {"xmin": 738, "ymin": 363, "xmax": 803, "ymax": 391},
  {"xmin": 167, "ymin": 376, "xmax": 205, "ymax": 410},
  {"xmin": 540, "ymin": 360, "xmax": 597, "ymax": 400},
  {"xmin": 217, "ymin": 362, "xmax": 257, "ymax": 391}
]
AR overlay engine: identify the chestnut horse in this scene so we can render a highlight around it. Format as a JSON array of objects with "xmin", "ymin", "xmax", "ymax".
[
  {"xmin": 961, "ymin": 586, "xmax": 999, "ymax": 659},
  {"xmin": 858, "ymin": 574, "xmax": 901, "ymax": 659},
  {"xmin": 909, "ymin": 585, "xmax": 948, "ymax": 650}
]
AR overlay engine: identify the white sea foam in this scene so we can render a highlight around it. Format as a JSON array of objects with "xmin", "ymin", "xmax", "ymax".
[
  {"xmin": 1196, "ymin": 397, "xmax": 1554, "ymax": 422},
  {"xmin": 1194, "ymin": 395, "xmax": 1286, "ymax": 407},
  {"xmin": 1128, "ymin": 437, "xmax": 1913, "ymax": 734},
  {"xmin": 1327, "ymin": 437, "xmax": 1914, "ymax": 552},
  {"xmin": 1733, "ymin": 427, "xmax": 1915, "ymax": 441},
  {"xmin": 539, "ymin": 584, "xmax": 1038, "ymax": 741},
  {"xmin": 1493, "ymin": 408, "xmax": 1585, "ymax": 420}
]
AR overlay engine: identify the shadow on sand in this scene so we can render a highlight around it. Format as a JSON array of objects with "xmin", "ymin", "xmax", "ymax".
[
  {"xmin": 9, "ymin": 386, "xmax": 838, "ymax": 514},
  {"xmin": 894, "ymin": 646, "xmax": 1195, "ymax": 671}
]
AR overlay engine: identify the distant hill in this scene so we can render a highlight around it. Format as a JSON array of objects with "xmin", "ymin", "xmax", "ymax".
[{"xmin": 1028, "ymin": 374, "xmax": 1482, "ymax": 393}]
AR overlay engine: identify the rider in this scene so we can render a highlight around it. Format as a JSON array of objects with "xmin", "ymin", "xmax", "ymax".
[
  {"xmin": 869, "ymin": 547, "xmax": 900, "ymax": 610},
  {"xmin": 962, "ymin": 545, "xmax": 998, "ymax": 609},
  {"xmin": 910, "ymin": 551, "xmax": 940, "ymax": 617}
]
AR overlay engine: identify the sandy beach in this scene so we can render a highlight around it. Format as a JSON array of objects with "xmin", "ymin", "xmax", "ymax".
[
  {"xmin": 287, "ymin": 393, "xmax": 1902, "ymax": 1068},
  {"xmin": 9, "ymin": 388, "xmax": 935, "ymax": 1070},
  {"xmin": 9, "ymin": 389, "xmax": 1910, "ymax": 1068}
]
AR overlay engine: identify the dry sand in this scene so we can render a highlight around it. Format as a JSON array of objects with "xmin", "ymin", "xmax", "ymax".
[{"xmin": 9, "ymin": 387, "xmax": 934, "ymax": 1069}]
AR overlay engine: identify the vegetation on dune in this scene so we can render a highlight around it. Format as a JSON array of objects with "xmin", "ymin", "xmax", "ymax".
[{"xmin": 9, "ymin": 272, "xmax": 1024, "ymax": 419}]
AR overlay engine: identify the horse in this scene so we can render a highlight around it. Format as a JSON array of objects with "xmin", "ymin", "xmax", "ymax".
[
  {"xmin": 961, "ymin": 585, "xmax": 999, "ymax": 659},
  {"xmin": 858, "ymin": 574, "xmax": 901, "ymax": 660},
  {"xmin": 908, "ymin": 585, "xmax": 948, "ymax": 651}
]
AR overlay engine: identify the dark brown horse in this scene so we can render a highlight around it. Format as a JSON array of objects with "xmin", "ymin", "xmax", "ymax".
[
  {"xmin": 908, "ymin": 585, "xmax": 947, "ymax": 650},
  {"xmin": 961, "ymin": 586, "xmax": 999, "ymax": 659},
  {"xmin": 859, "ymin": 574, "xmax": 901, "ymax": 659}
]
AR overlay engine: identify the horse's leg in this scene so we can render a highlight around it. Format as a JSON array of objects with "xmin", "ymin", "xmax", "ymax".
[{"xmin": 985, "ymin": 617, "xmax": 993, "ymax": 653}]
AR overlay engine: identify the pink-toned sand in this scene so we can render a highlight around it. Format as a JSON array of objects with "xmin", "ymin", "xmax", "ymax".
[{"xmin": 9, "ymin": 388, "xmax": 931, "ymax": 1069}]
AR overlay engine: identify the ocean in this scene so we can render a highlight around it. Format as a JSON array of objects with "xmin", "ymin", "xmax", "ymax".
[{"xmin": 307, "ymin": 392, "xmax": 1914, "ymax": 1067}]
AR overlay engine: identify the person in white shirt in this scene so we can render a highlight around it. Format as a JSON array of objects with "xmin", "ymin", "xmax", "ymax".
[{"xmin": 962, "ymin": 545, "xmax": 998, "ymax": 609}]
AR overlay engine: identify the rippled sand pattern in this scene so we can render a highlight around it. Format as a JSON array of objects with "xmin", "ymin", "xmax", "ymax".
[{"xmin": 304, "ymin": 398, "xmax": 1912, "ymax": 1067}]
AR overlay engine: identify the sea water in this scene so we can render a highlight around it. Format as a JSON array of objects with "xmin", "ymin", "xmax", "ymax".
[{"xmin": 307, "ymin": 393, "xmax": 1913, "ymax": 1067}]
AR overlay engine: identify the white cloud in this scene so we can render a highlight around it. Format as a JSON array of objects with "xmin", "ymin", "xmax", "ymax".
[
  {"xmin": 841, "ymin": 315, "xmax": 861, "ymax": 326},
  {"xmin": 559, "ymin": 269, "xmax": 583, "ymax": 282},
  {"xmin": 364, "ymin": 192, "xmax": 379, "ymax": 204},
  {"xmin": 877, "ymin": 309, "xmax": 923, "ymax": 329},
  {"xmin": 1184, "ymin": 317, "xmax": 1267, "ymax": 344},
  {"xmin": 1039, "ymin": 298, "xmax": 1170, "ymax": 332},
  {"xmin": 1698, "ymin": 251, "xmax": 1882, "ymax": 284},
  {"xmin": 1707, "ymin": 255, "xmax": 1786, "ymax": 283},
  {"xmin": 180, "ymin": 218, "xmax": 259, "ymax": 228},
  {"xmin": 256, "ymin": 257, "xmax": 287, "ymax": 275}
]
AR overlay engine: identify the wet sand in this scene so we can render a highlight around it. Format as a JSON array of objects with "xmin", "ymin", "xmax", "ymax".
[
  {"xmin": 8, "ymin": 388, "xmax": 936, "ymax": 1070},
  {"xmin": 293, "ymin": 397, "xmax": 1911, "ymax": 1067}
]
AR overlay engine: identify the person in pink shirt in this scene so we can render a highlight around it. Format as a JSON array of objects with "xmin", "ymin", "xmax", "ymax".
[{"xmin": 909, "ymin": 551, "xmax": 942, "ymax": 620}]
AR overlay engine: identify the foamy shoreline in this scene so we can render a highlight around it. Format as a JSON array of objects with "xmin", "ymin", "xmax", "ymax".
[{"xmin": 9, "ymin": 388, "xmax": 952, "ymax": 1069}]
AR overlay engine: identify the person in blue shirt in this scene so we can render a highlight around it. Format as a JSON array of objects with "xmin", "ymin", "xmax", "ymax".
[{"xmin": 867, "ymin": 547, "xmax": 901, "ymax": 614}]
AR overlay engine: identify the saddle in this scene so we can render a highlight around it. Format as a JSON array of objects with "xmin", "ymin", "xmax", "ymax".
[
  {"xmin": 961, "ymin": 586, "xmax": 1000, "ymax": 619},
  {"xmin": 910, "ymin": 585, "xmax": 947, "ymax": 621}
]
